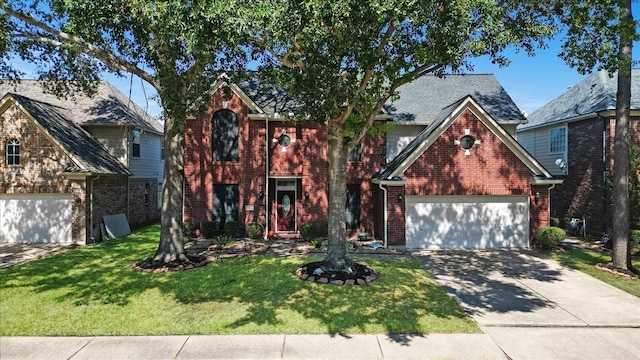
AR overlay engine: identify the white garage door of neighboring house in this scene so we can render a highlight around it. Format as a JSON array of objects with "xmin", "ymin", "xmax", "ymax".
[
  {"xmin": 0, "ymin": 194, "xmax": 72, "ymax": 244},
  {"xmin": 405, "ymin": 196, "xmax": 529, "ymax": 249}
]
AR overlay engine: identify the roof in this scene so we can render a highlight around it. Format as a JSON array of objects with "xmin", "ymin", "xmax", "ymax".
[
  {"xmin": 521, "ymin": 69, "xmax": 640, "ymax": 130},
  {"xmin": 0, "ymin": 80, "xmax": 163, "ymax": 134},
  {"xmin": 235, "ymin": 79, "xmax": 300, "ymax": 115},
  {"xmin": 386, "ymin": 74, "xmax": 527, "ymax": 124},
  {"xmin": 374, "ymin": 95, "xmax": 553, "ymax": 182},
  {"xmin": 2, "ymin": 93, "xmax": 131, "ymax": 176}
]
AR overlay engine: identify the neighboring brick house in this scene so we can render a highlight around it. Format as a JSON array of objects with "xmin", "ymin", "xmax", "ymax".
[
  {"xmin": 185, "ymin": 74, "xmax": 561, "ymax": 249},
  {"xmin": 0, "ymin": 80, "xmax": 164, "ymax": 244},
  {"xmin": 517, "ymin": 70, "xmax": 640, "ymax": 236}
]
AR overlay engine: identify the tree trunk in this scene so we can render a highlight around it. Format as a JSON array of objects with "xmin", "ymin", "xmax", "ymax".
[
  {"xmin": 322, "ymin": 120, "xmax": 353, "ymax": 273},
  {"xmin": 154, "ymin": 115, "xmax": 189, "ymax": 263},
  {"xmin": 611, "ymin": 0, "xmax": 632, "ymax": 271}
]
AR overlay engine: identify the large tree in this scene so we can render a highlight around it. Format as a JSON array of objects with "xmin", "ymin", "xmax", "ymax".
[
  {"xmin": 251, "ymin": 0, "xmax": 559, "ymax": 273},
  {"xmin": 559, "ymin": 0, "xmax": 638, "ymax": 273},
  {"xmin": 1, "ymin": 0, "xmax": 246, "ymax": 264}
]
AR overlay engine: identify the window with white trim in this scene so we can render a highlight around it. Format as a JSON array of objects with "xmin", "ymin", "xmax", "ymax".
[
  {"xmin": 549, "ymin": 127, "xmax": 566, "ymax": 153},
  {"xmin": 132, "ymin": 130, "xmax": 141, "ymax": 158},
  {"xmin": 6, "ymin": 139, "xmax": 20, "ymax": 166}
]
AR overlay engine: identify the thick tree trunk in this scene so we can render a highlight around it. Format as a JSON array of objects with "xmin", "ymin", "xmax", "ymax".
[
  {"xmin": 611, "ymin": 0, "xmax": 632, "ymax": 271},
  {"xmin": 154, "ymin": 115, "xmax": 188, "ymax": 263},
  {"xmin": 322, "ymin": 120, "xmax": 353, "ymax": 273}
]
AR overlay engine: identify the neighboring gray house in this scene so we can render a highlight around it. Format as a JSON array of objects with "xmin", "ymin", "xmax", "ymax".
[
  {"xmin": 517, "ymin": 69, "xmax": 640, "ymax": 235},
  {"xmin": 0, "ymin": 80, "xmax": 163, "ymax": 244}
]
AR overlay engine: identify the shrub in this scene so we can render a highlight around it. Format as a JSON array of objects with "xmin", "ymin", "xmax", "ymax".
[
  {"xmin": 214, "ymin": 234, "xmax": 235, "ymax": 247},
  {"xmin": 534, "ymin": 226, "xmax": 566, "ymax": 251},
  {"xmin": 315, "ymin": 221, "xmax": 329, "ymax": 237},
  {"xmin": 549, "ymin": 217, "xmax": 560, "ymax": 227},
  {"xmin": 309, "ymin": 238, "xmax": 323, "ymax": 249},
  {"xmin": 223, "ymin": 221, "xmax": 243, "ymax": 237},
  {"xmin": 300, "ymin": 223, "xmax": 315, "ymax": 240},
  {"xmin": 246, "ymin": 222, "xmax": 264, "ymax": 239},
  {"xmin": 200, "ymin": 221, "xmax": 219, "ymax": 239},
  {"xmin": 631, "ymin": 229, "xmax": 640, "ymax": 249},
  {"xmin": 183, "ymin": 220, "xmax": 197, "ymax": 238}
]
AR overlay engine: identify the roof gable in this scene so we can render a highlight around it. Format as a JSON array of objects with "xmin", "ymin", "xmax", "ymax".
[
  {"xmin": 1, "ymin": 93, "xmax": 131, "ymax": 176},
  {"xmin": 375, "ymin": 96, "xmax": 552, "ymax": 181}
]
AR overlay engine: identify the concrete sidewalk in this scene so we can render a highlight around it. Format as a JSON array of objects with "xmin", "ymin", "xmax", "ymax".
[{"xmin": 0, "ymin": 334, "xmax": 508, "ymax": 360}]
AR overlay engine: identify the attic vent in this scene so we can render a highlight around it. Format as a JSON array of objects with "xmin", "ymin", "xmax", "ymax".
[{"xmin": 454, "ymin": 135, "xmax": 482, "ymax": 156}]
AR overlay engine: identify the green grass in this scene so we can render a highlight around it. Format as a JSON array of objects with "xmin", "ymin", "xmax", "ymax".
[
  {"xmin": 0, "ymin": 224, "xmax": 479, "ymax": 336},
  {"xmin": 548, "ymin": 250, "xmax": 640, "ymax": 297}
]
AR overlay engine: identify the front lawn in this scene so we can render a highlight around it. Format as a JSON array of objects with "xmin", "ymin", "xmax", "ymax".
[
  {"xmin": 0, "ymin": 225, "xmax": 479, "ymax": 336},
  {"xmin": 548, "ymin": 250, "xmax": 640, "ymax": 297}
]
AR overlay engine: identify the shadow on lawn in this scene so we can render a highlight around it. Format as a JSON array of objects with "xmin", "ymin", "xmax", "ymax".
[{"xmin": 0, "ymin": 225, "xmax": 473, "ymax": 338}]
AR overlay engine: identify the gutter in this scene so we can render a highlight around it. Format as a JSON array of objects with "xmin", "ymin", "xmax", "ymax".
[
  {"xmin": 372, "ymin": 177, "xmax": 406, "ymax": 248},
  {"xmin": 377, "ymin": 182, "xmax": 388, "ymax": 249}
]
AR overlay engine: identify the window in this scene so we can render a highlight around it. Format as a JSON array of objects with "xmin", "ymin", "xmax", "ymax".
[
  {"xmin": 6, "ymin": 139, "xmax": 19, "ymax": 166},
  {"xmin": 132, "ymin": 130, "xmax": 141, "ymax": 158},
  {"xmin": 212, "ymin": 110, "xmax": 239, "ymax": 161},
  {"xmin": 549, "ymin": 127, "xmax": 566, "ymax": 153},
  {"xmin": 144, "ymin": 183, "xmax": 150, "ymax": 207},
  {"xmin": 213, "ymin": 184, "xmax": 239, "ymax": 224},
  {"xmin": 345, "ymin": 137, "xmax": 362, "ymax": 162},
  {"xmin": 346, "ymin": 184, "xmax": 361, "ymax": 230}
]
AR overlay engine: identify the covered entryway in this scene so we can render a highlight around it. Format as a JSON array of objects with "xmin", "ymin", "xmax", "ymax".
[
  {"xmin": 0, "ymin": 194, "xmax": 72, "ymax": 244},
  {"xmin": 275, "ymin": 179, "xmax": 296, "ymax": 232},
  {"xmin": 405, "ymin": 195, "xmax": 529, "ymax": 249}
]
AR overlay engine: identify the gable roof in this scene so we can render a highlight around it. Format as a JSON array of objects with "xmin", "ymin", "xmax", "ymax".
[
  {"xmin": 521, "ymin": 69, "xmax": 640, "ymax": 130},
  {"xmin": 0, "ymin": 80, "xmax": 163, "ymax": 134},
  {"xmin": 386, "ymin": 74, "xmax": 527, "ymax": 125},
  {"xmin": 374, "ymin": 95, "xmax": 553, "ymax": 182},
  {"xmin": 1, "ymin": 93, "xmax": 131, "ymax": 176}
]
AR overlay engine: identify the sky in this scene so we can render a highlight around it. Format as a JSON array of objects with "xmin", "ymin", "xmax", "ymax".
[{"xmin": 8, "ymin": 6, "xmax": 640, "ymax": 120}]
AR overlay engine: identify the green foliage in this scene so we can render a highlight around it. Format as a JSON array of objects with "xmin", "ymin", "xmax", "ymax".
[
  {"xmin": 183, "ymin": 220, "xmax": 197, "ymax": 238},
  {"xmin": 348, "ymin": 240, "xmax": 360, "ymax": 251},
  {"xmin": 315, "ymin": 221, "xmax": 329, "ymax": 237},
  {"xmin": 0, "ymin": 224, "xmax": 479, "ymax": 335},
  {"xmin": 246, "ymin": 222, "xmax": 264, "ymax": 239},
  {"xmin": 309, "ymin": 238, "xmax": 323, "ymax": 249},
  {"xmin": 300, "ymin": 223, "xmax": 315, "ymax": 240},
  {"xmin": 223, "ymin": 221, "xmax": 243, "ymax": 237},
  {"xmin": 534, "ymin": 226, "xmax": 566, "ymax": 251},
  {"xmin": 200, "ymin": 221, "xmax": 219, "ymax": 239},
  {"xmin": 550, "ymin": 217, "xmax": 561, "ymax": 227},
  {"xmin": 631, "ymin": 229, "xmax": 640, "ymax": 249},
  {"xmin": 213, "ymin": 234, "xmax": 235, "ymax": 247}
]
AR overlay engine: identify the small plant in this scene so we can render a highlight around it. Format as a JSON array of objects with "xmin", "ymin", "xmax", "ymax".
[
  {"xmin": 246, "ymin": 222, "xmax": 264, "ymax": 239},
  {"xmin": 630, "ymin": 229, "xmax": 640, "ymax": 249},
  {"xmin": 300, "ymin": 223, "xmax": 315, "ymax": 240},
  {"xmin": 534, "ymin": 226, "xmax": 566, "ymax": 251},
  {"xmin": 315, "ymin": 221, "xmax": 329, "ymax": 237},
  {"xmin": 549, "ymin": 217, "xmax": 560, "ymax": 227},
  {"xmin": 183, "ymin": 220, "xmax": 197, "ymax": 238},
  {"xmin": 224, "ymin": 221, "xmax": 243, "ymax": 237},
  {"xmin": 214, "ymin": 234, "xmax": 235, "ymax": 247},
  {"xmin": 200, "ymin": 221, "xmax": 219, "ymax": 239},
  {"xmin": 348, "ymin": 240, "xmax": 360, "ymax": 251},
  {"xmin": 309, "ymin": 238, "xmax": 323, "ymax": 249}
]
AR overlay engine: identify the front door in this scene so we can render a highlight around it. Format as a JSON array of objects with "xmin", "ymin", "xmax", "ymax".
[{"xmin": 276, "ymin": 190, "xmax": 296, "ymax": 232}]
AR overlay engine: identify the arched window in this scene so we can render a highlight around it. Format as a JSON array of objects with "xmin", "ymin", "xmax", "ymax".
[
  {"xmin": 6, "ymin": 139, "xmax": 19, "ymax": 166},
  {"xmin": 212, "ymin": 109, "xmax": 239, "ymax": 162}
]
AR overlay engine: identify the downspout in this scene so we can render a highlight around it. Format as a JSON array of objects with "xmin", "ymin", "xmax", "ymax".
[
  {"xmin": 548, "ymin": 183, "xmax": 556, "ymax": 226},
  {"xmin": 264, "ymin": 114, "xmax": 270, "ymax": 240},
  {"xmin": 378, "ymin": 182, "xmax": 388, "ymax": 248}
]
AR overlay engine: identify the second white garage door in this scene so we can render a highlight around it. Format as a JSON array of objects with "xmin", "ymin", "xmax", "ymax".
[
  {"xmin": 0, "ymin": 194, "xmax": 72, "ymax": 244},
  {"xmin": 405, "ymin": 196, "xmax": 529, "ymax": 249}
]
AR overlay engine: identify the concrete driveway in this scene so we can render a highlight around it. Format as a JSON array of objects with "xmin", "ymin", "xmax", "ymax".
[{"xmin": 413, "ymin": 250, "xmax": 640, "ymax": 360}]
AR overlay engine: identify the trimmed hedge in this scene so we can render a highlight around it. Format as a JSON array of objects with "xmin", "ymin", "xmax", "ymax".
[
  {"xmin": 246, "ymin": 222, "xmax": 264, "ymax": 239},
  {"xmin": 534, "ymin": 226, "xmax": 566, "ymax": 251}
]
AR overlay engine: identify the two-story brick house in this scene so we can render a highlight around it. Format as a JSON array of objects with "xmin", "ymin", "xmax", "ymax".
[
  {"xmin": 517, "ymin": 70, "xmax": 640, "ymax": 236},
  {"xmin": 184, "ymin": 74, "xmax": 561, "ymax": 249},
  {"xmin": 0, "ymin": 80, "xmax": 164, "ymax": 244}
]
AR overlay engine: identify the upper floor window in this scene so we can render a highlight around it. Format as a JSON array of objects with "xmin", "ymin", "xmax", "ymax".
[
  {"xmin": 212, "ymin": 109, "xmax": 239, "ymax": 162},
  {"xmin": 549, "ymin": 127, "xmax": 566, "ymax": 153},
  {"xmin": 6, "ymin": 139, "xmax": 20, "ymax": 166},
  {"xmin": 132, "ymin": 130, "xmax": 141, "ymax": 158}
]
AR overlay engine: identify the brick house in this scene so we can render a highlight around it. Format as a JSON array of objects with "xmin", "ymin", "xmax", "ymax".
[
  {"xmin": 0, "ymin": 80, "xmax": 164, "ymax": 244},
  {"xmin": 184, "ymin": 74, "xmax": 561, "ymax": 249},
  {"xmin": 517, "ymin": 70, "xmax": 640, "ymax": 236}
]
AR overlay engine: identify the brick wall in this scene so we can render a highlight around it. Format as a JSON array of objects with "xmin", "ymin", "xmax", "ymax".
[
  {"xmin": 128, "ymin": 178, "xmax": 160, "ymax": 229},
  {"xmin": 91, "ymin": 177, "xmax": 128, "ymax": 241}
]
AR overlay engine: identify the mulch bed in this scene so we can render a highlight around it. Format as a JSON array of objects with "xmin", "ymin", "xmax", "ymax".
[{"xmin": 295, "ymin": 261, "xmax": 378, "ymax": 285}]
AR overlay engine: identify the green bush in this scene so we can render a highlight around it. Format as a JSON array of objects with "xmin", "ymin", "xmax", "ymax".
[
  {"xmin": 200, "ymin": 221, "xmax": 219, "ymax": 239},
  {"xmin": 534, "ymin": 226, "xmax": 566, "ymax": 251},
  {"xmin": 315, "ymin": 221, "xmax": 329, "ymax": 237},
  {"xmin": 213, "ymin": 234, "xmax": 235, "ymax": 247},
  {"xmin": 549, "ymin": 217, "xmax": 560, "ymax": 227},
  {"xmin": 246, "ymin": 222, "xmax": 264, "ymax": 239},
  {"xmin": 309, "ymin": 238, "xmax": 323, "ymax": 249},
  {"xmin": 223, "ymin": 221, "xmax": 243, "ymax": 237},
  {"xmin": 631, "ymin": 229, "xmax": 640, "ymax": 249},
  {"xmin": 300, "ymin": 223, "xmax": 315, "ymax": 240},
  {"xmin": 183, "ymin": 220, "xmax": 197, "ymax": 238}
]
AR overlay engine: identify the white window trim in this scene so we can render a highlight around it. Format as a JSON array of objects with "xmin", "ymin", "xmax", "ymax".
[
  {"xmin": 6, "ymin": 138, "xmax": 20, "ymax": 166},
  {"xmin": 548, "ymin": 126, "xmax": 567, "ymax": 154}
]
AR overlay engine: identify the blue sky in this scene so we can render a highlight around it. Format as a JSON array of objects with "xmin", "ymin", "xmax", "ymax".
[{"xmin": 9, "ymin": 7, "xmax": 640, "ymax": 120}]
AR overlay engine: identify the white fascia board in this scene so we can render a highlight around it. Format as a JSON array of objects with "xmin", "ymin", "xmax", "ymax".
[{"xmin": 371, "ymin": 178, "xmax": 407, "ymax": 186}]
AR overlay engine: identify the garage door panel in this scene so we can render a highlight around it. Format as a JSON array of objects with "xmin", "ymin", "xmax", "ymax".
[
  {"xmin": 406, "ymin": 196, "xmax": 529, "ymax": 249},
  {"xmin": 0, "ymin": 194, "xmax": 72, "ymax": 244}
]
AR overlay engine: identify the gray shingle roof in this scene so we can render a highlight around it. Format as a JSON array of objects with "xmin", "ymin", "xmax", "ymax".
[
  {"xmin": 522, "ymin": 69, "xmax": 640, "ymax": 130},
  {"xmin": 0, "ymin": 80, "xmax": 163, "ymax": 134},
  {"xmin": 235, "ymin": 78, "xmax": 300, "ymax": 115},
  {"xmin": 5, "ymin": 93, "xmax": 131, "ymax": 176},
  {"xmin": 386, "ymin": 74, "xmax": 526, "ymax": 124}
]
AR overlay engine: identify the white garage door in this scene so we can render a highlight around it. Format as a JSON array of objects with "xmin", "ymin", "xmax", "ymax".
[
  {"xmin": 0, "ymin": 194, "xmax": 72, "ymax": 244},
  {"xmin": 405, "ymin": 196, "xmax": 529, "ymax": 249}
]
